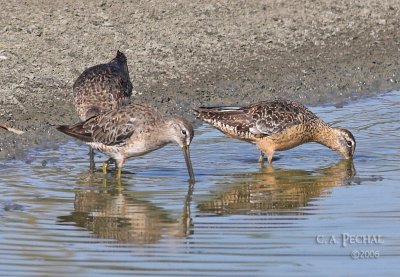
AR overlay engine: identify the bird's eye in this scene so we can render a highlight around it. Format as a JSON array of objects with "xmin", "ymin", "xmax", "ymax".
[
  {"xmin": 181, "ymin": 130, "xmax": 187, "ymax": 135},
  {"xmin": 346, "ymin": 140, "xmax": 353, "ymax": 147}
]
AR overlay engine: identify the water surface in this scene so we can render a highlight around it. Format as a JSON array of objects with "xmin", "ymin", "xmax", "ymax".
[{"xmin": 1, "ymin": 92, "xmax": 400, "ymax": 276}]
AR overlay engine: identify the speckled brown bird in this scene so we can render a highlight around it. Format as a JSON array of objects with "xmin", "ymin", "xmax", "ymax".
[
  {"xmin": 57, "ymin": 103, "xmax": 195, "ymax": 181},
  {"xmin": 194, "ymin": 99, "xmax": 356, "ymax": 163},
  {"xmin": 74, "ymin": 50, "xmax": 133, "ymax": 120},
  {"xmin": 73, "ymin": 50, "xmax": 133, "ymax": 169}
]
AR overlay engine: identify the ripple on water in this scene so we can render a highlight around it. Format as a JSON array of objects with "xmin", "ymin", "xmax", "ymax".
[{"xmin": 0, "ymin": 92, "xmax": 400, "ymax": 275}]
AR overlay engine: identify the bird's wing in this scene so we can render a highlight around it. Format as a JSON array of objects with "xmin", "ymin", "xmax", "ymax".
[
  {"xmin": 248, "ymin": 100, "xmax": 313, "ymax": 136},
  {"xmin": 56, "ymin": 105, "xmax": 159, "ymax": 145},
  {"xmin": 85, "ymin": 105, "xmax": 159, "ymax": 146},
  {"xmin": 195, "ymin": 100, "xmax": 315, "ymax": 138},
  {"xmin": 74, "ymin": 64, "xmax": 132, "ymax": 100}
]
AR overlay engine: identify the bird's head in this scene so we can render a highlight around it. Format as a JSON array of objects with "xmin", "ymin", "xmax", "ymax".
[
  {"xmin": 330, "ymin": 128, "xmax": 356, "ymax": 159},
  {"xmin": 166, "ymin": 117, "xmax": 195, "ymax": 182}
]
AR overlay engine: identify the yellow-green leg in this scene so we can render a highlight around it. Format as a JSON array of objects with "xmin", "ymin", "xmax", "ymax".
[
  {"xmin": 102, "ymin": 158, "xmax": 115, "ymax": 174},
  {"xmin": 116, "ymin": 167, "xmax": 122, "ymax": 179},
  {"xmin": 102, "ymin": 161, "xmax": 108, "ymax": 174},
  {"xmin": 115, "ymin": 159, "xmax": 124, "ymax": 181}
]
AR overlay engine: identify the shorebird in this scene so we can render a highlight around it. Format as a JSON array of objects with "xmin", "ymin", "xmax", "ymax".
[
  {"xmin": 194, "ymin": 99, "xmax": 356, "ymax": 163},
  {"xmin": 56, "ymin": 103, "xmax": 195, "ymax": 181},
  {"xmin": 73, "ymin": 50, "xmax": 133, "ymax": 169}
]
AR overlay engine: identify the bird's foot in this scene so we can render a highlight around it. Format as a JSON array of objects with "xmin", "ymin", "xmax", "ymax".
[{"xmin": 102, "ymin": 158, "xmax": 115, "ymax": 174}]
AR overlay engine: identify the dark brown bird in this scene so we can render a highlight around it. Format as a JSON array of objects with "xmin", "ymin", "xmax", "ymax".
[
  {"xmin": 74, "ymin": 50, "xmax": 133, "ymax": 120},
  {"xmin": 57, "ymin": 103, "xmax": 195, "ymax": 182},
  {"xmin": 194, "ymin": 99, "xmax": 356, "ymax": 163},
  {"xmin": 73, "ymin": 51, "xmax": 133, "ymax": 169}
]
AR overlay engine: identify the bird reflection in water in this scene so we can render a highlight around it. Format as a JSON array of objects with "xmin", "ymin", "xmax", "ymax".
[
  {"xmin": 58, "ymin": 175, "xmax": 193, "ymax": 244},
  {"xmin": 198, "ymin": 159, "xmax": 356, "ymax": 215}
]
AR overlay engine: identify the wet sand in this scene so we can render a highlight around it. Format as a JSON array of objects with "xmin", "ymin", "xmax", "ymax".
[{"xmin": 1, "ymin": 0, "xmax": 400, "ymax": 158}]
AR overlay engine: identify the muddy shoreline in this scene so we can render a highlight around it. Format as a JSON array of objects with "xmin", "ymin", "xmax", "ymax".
[{"xmin": 1, "ymin": 0, "xmax": 400, "ymax": 159}]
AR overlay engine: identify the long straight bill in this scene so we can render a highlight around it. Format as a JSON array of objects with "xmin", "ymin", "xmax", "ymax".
[{"xmin": 182, "ymin": 145, "xmax": 195, "ymax": 182}]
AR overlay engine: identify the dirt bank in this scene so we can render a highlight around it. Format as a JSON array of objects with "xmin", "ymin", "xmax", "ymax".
[{"xmin": 1, "ymin": 0, "xmax": 400, "ymax": 159}]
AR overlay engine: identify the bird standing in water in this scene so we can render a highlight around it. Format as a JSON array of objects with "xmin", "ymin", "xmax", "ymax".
[
  {"xmin": 194, "ymin": 99, "xmax": 355, "ymax": 163},
  {"xmin": 57, "ymin": 103, "xmax": 195, "ymax": 182},
  {"xmin": 73, "ymin": 51, "xmax": 133, "ymax": 170}
]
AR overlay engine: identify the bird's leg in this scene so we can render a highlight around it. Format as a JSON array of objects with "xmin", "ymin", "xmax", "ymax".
[
  {"xmin": 116, "ymin": 175, "xmax": 122, "ymax": 190},
  {"xmin": 116, "ymin": 167, "xmax": 122, "ymax": 180},
  {"xmin": 115, "ymin": 159, "xmax": 124, "ymax": 179},
  {"xmin": 102, "ymin": 162, "xmax": 107, "ymax": 174},
  {"xmin": 267, "ymin": 152, "xmax": 274, "ymax": 165},
  {"xmin": 88, "ymin": 147, "xmax": 95, "ymax": 172},
  {"xmin": 258, "ymin": 152, "xmax": 265, "ymax": 163},
  {"xmin": 102, "ymin": 158, "xmax": 115, "ymax": 174}
]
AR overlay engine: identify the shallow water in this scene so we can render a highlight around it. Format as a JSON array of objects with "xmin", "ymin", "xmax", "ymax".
[{"xmin": 1, "ymin": 92, "xmax": 400, "ymax": 276}]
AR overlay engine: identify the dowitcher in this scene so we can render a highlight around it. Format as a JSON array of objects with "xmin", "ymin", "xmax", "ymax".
[
  {"xmin": 56, "ymin": 103, "xmax": 195, "ymax": 181},
  {"xmin": 74, "ymin": 50, "xmax": 133, "ymax": 120},
  {"xmin": 73, "ymin": 50, "xmax": 133, "ymax": 169},
  {"xmin": 194, "ymin": 99, "xmax": 355, "ymax": 163}
]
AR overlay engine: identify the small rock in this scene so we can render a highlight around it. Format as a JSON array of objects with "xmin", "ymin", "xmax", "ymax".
[
  {"xmin": 102, "ymin": 21, "xmax": 113, "ymax": 27},
  {"xmin": 377, "ymin": 19, "xmax": 386, "ymax": 25}
]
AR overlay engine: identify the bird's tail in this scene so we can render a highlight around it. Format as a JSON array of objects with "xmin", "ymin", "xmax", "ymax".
[
  {"xmin": 193, "ymin": 107, "xmax": 214, "ymax": 124},
  {"xmin": 194, "ymin": 106, "xmax": 243, "ymax": 123},
  {"xmin": 109, "ymin": 50, "xmax": 130, "ymax": 79},
  {"xmin": 111, "ymin": 50, "xmax": 127, "ymax": 64},
  {"xmin": 56, "ymin": 122, "xmax": 93, "ymax": 142}
]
